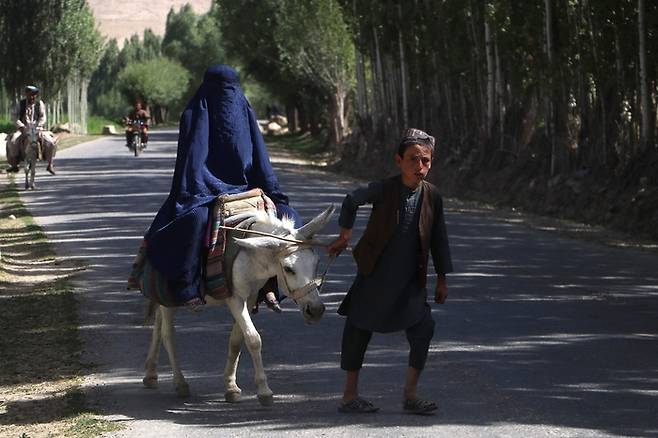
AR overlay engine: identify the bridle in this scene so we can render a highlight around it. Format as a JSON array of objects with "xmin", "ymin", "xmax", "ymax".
[{"xmin": 274, "ymin": 244, "xmax": 336, "ymax": 302}]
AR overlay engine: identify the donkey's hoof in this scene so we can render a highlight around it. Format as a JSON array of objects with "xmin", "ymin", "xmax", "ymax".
[
  {"xmin": 142, "ymin": 376, "xmax": 158, "ymax": 389},
  {"xmin": 175, "ymin": 382, "xmax": 190, "ymax": 398},
  {"xmin": 257, "ymin": 394, "xmax": 274, "ymax": 406},
  {"xmin": 224, "ymin": 390, "xmax": 242, "ymax": 403}
]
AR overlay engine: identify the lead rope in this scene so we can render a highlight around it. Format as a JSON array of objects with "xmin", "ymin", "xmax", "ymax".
[
  {"xmin": 317, "ymin": 253, "xmax": 337, "ymax": 294},
  {"xmin": 218, "ymin": 225, "xmax": 326, "ymax": 246}
]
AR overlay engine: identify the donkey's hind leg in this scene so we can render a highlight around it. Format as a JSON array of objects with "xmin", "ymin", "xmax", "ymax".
[
  {"xmin": 159, "ymin": 306, "xmax": 190, "ymax": 397},
  {"xmin": 223, "ymin": 321, "xmax": 244, "ymax": 403},
  {"xmin": 143, "ymin": 303, "xmax": 162, "ymax": 389}
]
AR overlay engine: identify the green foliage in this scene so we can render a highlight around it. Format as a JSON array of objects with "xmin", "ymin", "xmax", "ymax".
[
  {"xmin": 88, "ymin": 7, "xmax": 223, "ymax": 121},
  {"xmin": 267, "ymin": 131, "xmax": 327, "ymax": 155},
  {"xmin": 0, "ymin": 0, "xmax": 102, "ymax": 96},
  {"xmin": 118, "ymin": 57, "xmax": 189, "ymax": 118},
  {"xmin": 66, "ymin": 413, "xmax": 123, "ymax": 437},
  {"xmin": 274, "ymin": 0, "xmax": 355, "ymax": 94},
  {"xmin": 0, "ymin": 119, "xmax": 14, "ymax": 133},
  {"xmin": 217, "ymin": 0, "xmax": 295, "ymax": 98},
  {"xmin": 87, "ymin": 115, "xmax": 120, "ymax": 135},
  {"xmin": 218, "ymin": 0, "xmax": 353, "ymax": 141},
  {"xmin": 89, "ymin": 40, "xmax": 124, "ymax": 117},
  {"xmin": 53, "ymin": 1, "xmax": 104, "ymax": 79},
  {"xmin": 242, "ymin": 80, "xmax": 277, "ymax": 118},
  {"xmin": 142, "ymin": 29, "xmax": 163, "ymax": 60},
  {"xmin": 162, "ymin": 4, "xmax": 225, "ymax": 93}
]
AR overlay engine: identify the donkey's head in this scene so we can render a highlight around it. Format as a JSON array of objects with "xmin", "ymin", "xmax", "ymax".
[
  {"xmin": 23, "ymin": 121, "xmax": 39, "ymax": 146},
  {"xmin": 233, "ymin": 205, "xmax": 334, "ymax": 324}
]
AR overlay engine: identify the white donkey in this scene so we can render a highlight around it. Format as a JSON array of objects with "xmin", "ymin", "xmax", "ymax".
[{"xmin": 143, "ymin": 205, "xmax": 334, "ymax": 405}]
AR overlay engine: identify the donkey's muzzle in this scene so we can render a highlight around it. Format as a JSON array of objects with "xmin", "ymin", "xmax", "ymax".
[{"xmin": 304, "ymin": 301, "xmax": 325, "ymax": 323}]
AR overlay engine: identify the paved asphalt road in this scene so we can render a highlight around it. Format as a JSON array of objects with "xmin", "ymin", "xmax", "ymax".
[{"xmin": 19, "ymin": 129, "xmax": 658, "ymax": 438}]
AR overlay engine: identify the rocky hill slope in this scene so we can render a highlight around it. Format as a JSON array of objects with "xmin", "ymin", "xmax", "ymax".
[{"xmin": 87, "ymin": 0, "xmax": 212, "ymax": 44}]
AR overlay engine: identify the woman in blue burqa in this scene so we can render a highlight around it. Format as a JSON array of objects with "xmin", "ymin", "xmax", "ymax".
[{"xmin": 143, "ymin": 64, "xmax": 299, "ymax": 309}]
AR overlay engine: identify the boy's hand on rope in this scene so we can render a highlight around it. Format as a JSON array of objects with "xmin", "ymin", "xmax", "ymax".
[{"xmin": 327, "ymin": 228, "xmax": 352, "ymax": 256}]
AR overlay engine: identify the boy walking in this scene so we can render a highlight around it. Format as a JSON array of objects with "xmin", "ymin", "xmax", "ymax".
[{"xmin": 327, "ymin": 128, "xmax": 453, "ymax": 415}]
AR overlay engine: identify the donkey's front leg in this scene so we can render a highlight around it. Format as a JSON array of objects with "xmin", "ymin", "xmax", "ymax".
[
  {"xmin": 159, "ymin": 306, "xmax": 190, "ymax": 397},
  {"xmin": 29, "ymin": 161, "xmax": 36, "ymax": 189},
  {"xmin": 226, "ymin": 296, "xmax": 273, "ymax": 406},
  {"xmin": 143, "ymin": 303, "xmax": 163, "ymax": 389},
  {"xmin": 223, "ymin": 322, "xmax": 243, "ymax": 403}
]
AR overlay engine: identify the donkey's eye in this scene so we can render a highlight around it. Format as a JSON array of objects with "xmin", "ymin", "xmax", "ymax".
[{"xmin": 283, "ymin": 266, "xmax": 295, "ymax": 275}]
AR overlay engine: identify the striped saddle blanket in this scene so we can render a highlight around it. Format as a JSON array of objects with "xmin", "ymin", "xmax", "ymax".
[{"xmin": 127, "ymin": 189, "xmax": 276, "ymax": 307}]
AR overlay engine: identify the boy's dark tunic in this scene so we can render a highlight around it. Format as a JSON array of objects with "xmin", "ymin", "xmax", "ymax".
[{"xmin": 337, "ymin": 175, "xmax": 453, "ymax": 333}]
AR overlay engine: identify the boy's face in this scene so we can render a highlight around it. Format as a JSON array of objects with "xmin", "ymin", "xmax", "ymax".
[{"xmin": 395, "ymin": 143, "xmax": 433, "ymax": 188}]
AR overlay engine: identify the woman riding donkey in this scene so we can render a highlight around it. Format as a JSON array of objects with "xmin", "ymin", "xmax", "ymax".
[
  {"xmin": 7, "ymin": 85, "xmax": 57, "ymax": 175},
  {"xmin": 131, "ymin": 65, "xmax": 299, "ymax": 311}
]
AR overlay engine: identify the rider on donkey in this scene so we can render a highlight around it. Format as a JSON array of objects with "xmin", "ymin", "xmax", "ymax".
[
  {"xmin": 7, "ymin": 85, "xmax": 56, "ymax": 174},
  {"xmin": 135, "ymin": 65, "xmax": 298, "ymax": 311}
]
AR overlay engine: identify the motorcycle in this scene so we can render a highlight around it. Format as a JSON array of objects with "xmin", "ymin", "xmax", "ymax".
[{"xmin": 126, "ymin": 118, "xmax": 146, "ymax": 156}]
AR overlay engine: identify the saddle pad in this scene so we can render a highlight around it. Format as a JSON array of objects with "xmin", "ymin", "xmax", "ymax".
[
  {"xmin": 205, "ymin": 190, "xmax": 277, "ymax": 300},
  {"xmin": 217, "ymin": 188, "xmax": 267, "ymax": 219},
  {"xmin": 127, "ymin": 238, "xmax": 178, "ymax": 307}
]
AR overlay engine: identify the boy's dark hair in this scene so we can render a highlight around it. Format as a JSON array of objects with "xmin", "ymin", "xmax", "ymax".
[{"xmin": 398, "ymin": 128, "xmax": 435, "ymax": 157}]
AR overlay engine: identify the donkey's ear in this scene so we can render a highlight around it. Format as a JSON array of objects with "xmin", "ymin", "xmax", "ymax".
[
  {"xmin": 232, "ymin": 236, "xmax": 287, "ymax": 251},
  {"xmin": 296, "ymin": 204, "xmax": 335, "ymax": 240}
]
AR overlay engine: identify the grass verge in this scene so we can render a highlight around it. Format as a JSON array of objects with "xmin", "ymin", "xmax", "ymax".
[
  {"xmin": 264, "ymin": 131, "xmax": 335, "ymax": 165},
  {"xmin": 0, "ymin": 180, "xmax": 122, "ymax": 437}
]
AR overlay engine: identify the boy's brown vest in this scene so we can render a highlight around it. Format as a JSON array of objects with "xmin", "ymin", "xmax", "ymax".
[{"xmin": 352, "ymin": 176, "xmax": 437, "ymax": 288}]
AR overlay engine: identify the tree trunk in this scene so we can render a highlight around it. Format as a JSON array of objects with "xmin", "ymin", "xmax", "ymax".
[
  {"xmin": 331, "ymin": 85, "xmax": 347, "ymax": 153},
  {"xmin": 385, "ymin": 53, "xmax": 399, "ymax": 135},
  {"xmin": 484, "ymin": 13, "xmax": 495, "ymax": 140},
  {"xmin": 638, "ymin": 0, "xmax": 652, "ymax": 150},
  {"xmin": 495, "ymin": 38, "xmax": 505, "ymax": 151},
  {"xmin": 398, "ymin": 4, "xmax": 408, "ymax": 129},
  {"xmin": 545, "ymin": 0, "xmax": 557, "ymax": 176},
  {"xmin": 372, "ymin": 23, "xmax": 386, "ymax": 133},
  {"xmin": 469, "ymin": 0, "xmax": 485, "ymax": 133},
  {"xmin": 355, "ymin": 48, "xmax": 368, "ymax": 118}
]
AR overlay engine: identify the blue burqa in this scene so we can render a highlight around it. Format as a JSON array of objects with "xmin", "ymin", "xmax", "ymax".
[{"xmin": 144, "ymin": 65, "xmax": 299, "ymax": 303}]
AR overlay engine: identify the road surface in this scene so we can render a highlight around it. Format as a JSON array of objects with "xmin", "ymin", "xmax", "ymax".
[{"xmin": 20, "ymin": 129, "xmax": 658, "ymax": 437}]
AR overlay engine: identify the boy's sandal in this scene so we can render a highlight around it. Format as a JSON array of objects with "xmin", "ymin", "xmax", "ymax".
[
  {"xmin": 403, "ymin": 398, "xmax": 437, "ymax": 415},
  {"xmin": 338, "ymin": 396, "xmax": 379, "ymax": 413}
]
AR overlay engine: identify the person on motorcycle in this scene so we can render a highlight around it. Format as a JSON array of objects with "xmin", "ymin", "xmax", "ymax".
[
  {"xmin": 125, "ymin": 100, "xmax": 150, "ymax": 148},
  {"xmin": 8, "ymin": 85, "xmax": 56, "ymax": 174}
]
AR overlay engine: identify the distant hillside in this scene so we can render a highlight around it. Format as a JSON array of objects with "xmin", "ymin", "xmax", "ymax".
[{"xmin": 87, "ymin": 0, "xmax": 212, "ymax": 45}]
